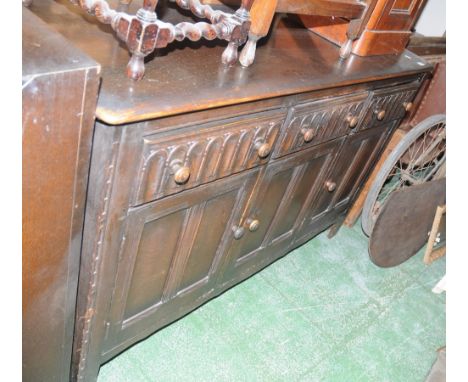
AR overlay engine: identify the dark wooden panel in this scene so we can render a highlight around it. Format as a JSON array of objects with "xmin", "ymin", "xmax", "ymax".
[
  {"xmin": 296, "ymin": 123, "xmax": 395, "ymax": 242},
  {"xmin": 31, "ymin": 0, "xmax": 431, "ymax": 125},
  {"xmin": 180, "ymin": 192, "xmax": 240, "ymax": 289},
  {"xmin": 22, "ymin": 9, "xmax": 100, "ymax": 382},
  {"xmin": 134, "ymin": 110, "xmax": 286, "ymax": 205},
  {"xmin": 101, "ymin": 169, "xmax": 259, "ymax": 358},
  {"xmin": 123, "ymin": 210, "xmax": 186, "ymax": 319},
  {"xmin": 220, "ymin": 140, "xmax": 339, "ymax": 288},
  {"xmin": 330, "ymin": 125, "xmax": 395, "ymax": 208}
]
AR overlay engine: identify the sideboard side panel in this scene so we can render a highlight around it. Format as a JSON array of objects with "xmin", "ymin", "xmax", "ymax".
[{"xmin": 22, "ymin": 9, "xmax": 101, "ymax": 381}]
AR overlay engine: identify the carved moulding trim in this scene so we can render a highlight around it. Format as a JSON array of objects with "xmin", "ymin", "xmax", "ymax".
[{"xmin": 69, "ymin": 0, "xmax": 252, "ymax": 80}]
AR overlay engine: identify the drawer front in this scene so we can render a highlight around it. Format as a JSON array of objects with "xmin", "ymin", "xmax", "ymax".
[
  {"xmin": 274, "ymin": 92, "xmax": 368, "ymax": 158},
  {"xmin": 133, "ymin": 110, "xmax": 286, "ymax": 206},
  {"xmin": 360, "ymin": 82, "xmax": 419, "ymax": 130}
]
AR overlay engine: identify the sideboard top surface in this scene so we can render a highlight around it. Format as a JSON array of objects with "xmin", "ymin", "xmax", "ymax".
[
  {"xmin": 23, "ymin": 8, "xmax": 99, "ymax": 80},
  {"xmin": 31, "ymin": 0, "xmax": 431, "ymax": 125}
]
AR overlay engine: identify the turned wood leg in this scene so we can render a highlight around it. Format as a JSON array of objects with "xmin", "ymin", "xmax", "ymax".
[
  {"xmin": 127, "ymin": 53, "xmax": 146, "ymax": 81},
  {"xmin": 70, "ymin": 0, "xmax": 254, "ymax": 80},
  {"xmin": 222, "ymin": 41, "xmax": 240, "ymax": 66},
  {"xmin": 239, "ymin": 33, "xmax": 260, "ymax": 67},
  {"xmin": 124, "ymin": 0, "xmax": 158, "ymax": 80},
  {"xmin": 239, "ymin": 0, "xmax": 277, "ymax": 67},
  {"xmin": 339, "ymin": 38, "xmax": 353, "ymax": 59},
  {"xmin": 222, "ymin": 0, "xmax": 254, "ymax": 67}
]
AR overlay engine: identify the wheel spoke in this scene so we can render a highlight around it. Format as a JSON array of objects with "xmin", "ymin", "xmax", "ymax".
[
  {"xmin": 362, "ymin": 116, "xmax": 446, "ymax": 236},
  {"xmin": 422, "ymin": 156, "xmax": 446, "ymax": 182},
  {"xmin": 406, "ymin": 127, "xmax": 445, "ymax": 177}
]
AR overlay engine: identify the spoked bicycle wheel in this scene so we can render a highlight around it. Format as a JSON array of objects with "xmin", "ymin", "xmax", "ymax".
[{"xmin": 361, "ymin": 114, "xmax": 446, "ymax": 236}]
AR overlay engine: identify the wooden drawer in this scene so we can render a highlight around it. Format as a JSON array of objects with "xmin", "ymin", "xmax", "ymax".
[
  {"xmin": 273, "ymin": 92, "xmax": 368, "ymax": 158},
  {"xmin": 359, "ymin": 82, "xmax": 419, "ymax": 130},
  {"xmin": 133, "ymin": 110, "xmax": 286, "ymax": 206}
]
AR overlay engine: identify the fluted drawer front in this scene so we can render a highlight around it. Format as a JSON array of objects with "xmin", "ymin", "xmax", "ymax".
[
  {"xmin": 360, "ymin": 82, "xmax": 419, "ymax": 130},
  {"xmin": 274, "ymin": 92, "xmax": 368, "ymax": 158},
  {"xmin": 133, "ymin": 110, "xmax": 286, "ymax": 205}
]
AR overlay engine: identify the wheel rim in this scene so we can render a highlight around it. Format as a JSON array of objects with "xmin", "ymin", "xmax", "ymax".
[
  {"xmin": 362, "ymin": 115, "xmax": 446, "ymax": 236},
  {"xmin": 370, "ymin": 121, "xmax": 446, "ymax": 224}
]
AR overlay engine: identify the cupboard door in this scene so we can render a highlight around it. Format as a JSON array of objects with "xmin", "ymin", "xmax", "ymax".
[
  {"xmin": 297, "ymin": 123, "xmax": 396, "ymax": 242},
  {"xmin": 219, "ymin": 140, "xmax": 339, "ymax": 289},
  {"xmin": 101, "ymin": 169, "xmax": 259, "ymax": 358}
]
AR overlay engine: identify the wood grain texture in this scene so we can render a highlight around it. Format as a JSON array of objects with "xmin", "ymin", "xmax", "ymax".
[
  {"xmin": 71, "ymin": 78, "xmax": 419, "ymax": 381},
  {"xmin": 220, "ymin": 139, "xmax": 339, "ymax": 287},
  {"xmin": 134, "ymin": 110, "xmax": 286, "ymax": 205},
  {"xmin": 344, "ymin": 44, "xmax": 442, "ymax": 228},
  {"xmin": 31, "ymin": 0, "xmax": 431, "ymax": 124},
  {"xmin": 351, "ymin": 0, "xmax": 428, "ymax": 56},
  {"xmin": 359, "ymin": 81, "xmax": 419, "ymax": 129},
  {"xmin": 203, "ymin": 0, "xmax": 365, "ymax": 17},
  {"xmin": 22, "ymin": 9, "xmax": 100, "ymax": 382},
  {"xmin": 64, "ymin": 0, "xmax": 252, "ymax": 79},
  {"xmin": 102, "ymin": 170, "xmax": 259, "ymax": 359},
  {"xmin": 249, "ymin": 0, "xmax": 278, "ymax": 37},
  {"xmin": 274, "ymin": 92, "xmax": 367, "ymax": 158},
  {"xmin": 352, "ymin": 29, "xmax": 413, "ymax": 56},
  {"xmin": 366, "ymin": 0, "xmax": 426, "ymax": 31},
  {"xmin": 305, "ymin": 0, "xmax": 428, "ymax": 57},
  {"xmin": 23, "ymin": 3, "xmax": 431, "ymax": 380}
]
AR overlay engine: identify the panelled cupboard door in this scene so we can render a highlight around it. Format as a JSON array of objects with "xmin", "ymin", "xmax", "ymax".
[
  {"xmin": 218, "ymin": 140, "xmax": 340, "ymax": 289},
  {"xmin": 101, "ymin": 169, "xmax": 259, "ymax": 358},
  {"xmin": 297, "ymin": 123, "xmax": 396, "ymax": 241}
]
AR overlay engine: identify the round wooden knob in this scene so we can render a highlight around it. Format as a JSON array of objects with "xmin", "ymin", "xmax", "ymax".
[
  {"xmin": 247, "ymin": 218, "xmax": 260, "ymax": 232},
  {"xmin": 375, "ymin": 110, "xmax": 386, "ymax": 121},
  {"xmin": 403, "ymin": 102, "xmax": 413, "ymax": 112},
  {"xmin": 255, "ymin": 141, "xmax": 271, "ymax": 159},
  {"xmin": 232, "ymin": 226, "xmax": 245, "ymax": 240},
  {"xmin": 325, "ymin": 180, "xmax": 336, "ymax": 192},
  {"xmin": 171, "ymin": 161, "xmax": 190, "ymax": 185},
  {"xmin": 346, "ymin": 115, "xmax": 358, "ymax": 128},
  {"xmin": 301, "ymin": 128, "xmax": 315, "ymax": 143}
]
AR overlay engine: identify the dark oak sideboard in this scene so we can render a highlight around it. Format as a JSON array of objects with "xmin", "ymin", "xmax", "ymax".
[{"xmin": 30, "ymin": 2, "xmax": 432, "ymax": 381}]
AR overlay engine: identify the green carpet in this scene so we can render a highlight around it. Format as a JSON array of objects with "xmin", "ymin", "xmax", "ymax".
[{"xmin": 98, "ymin": 220, "xmax": 446, "ymax": 382}]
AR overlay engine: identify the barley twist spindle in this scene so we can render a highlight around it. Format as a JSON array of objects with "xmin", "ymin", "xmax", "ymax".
[{"xmin": 67, "ymin": 0, "xmax": 253, "ymax": 80}]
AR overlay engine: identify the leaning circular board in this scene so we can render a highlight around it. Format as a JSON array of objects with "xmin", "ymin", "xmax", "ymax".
[{"xmin": 369, "ymin": 178, "xmax": 445, "ymax": 268}]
